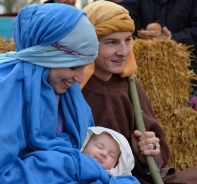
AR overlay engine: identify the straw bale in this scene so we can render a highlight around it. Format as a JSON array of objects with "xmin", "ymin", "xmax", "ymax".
[
  {"xmin": 0, "ymin": 37, "xmax": 15, "ymax": 53},
  {"xmin": 1, "ymin": 37, "xmax": 197, "ymax": 171},
  {"xmin": 133, "ymin": 39, "xmax": 197, "ymax": 171}
]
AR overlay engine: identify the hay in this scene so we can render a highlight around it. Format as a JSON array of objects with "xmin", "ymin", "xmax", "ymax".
[
  {"xmin": 133, "ymin": 39, "xmax": 197, "ymax": 171},
  {"xmin": 0, "ymin": 37, "xmax": 15, "ymax": 53}
]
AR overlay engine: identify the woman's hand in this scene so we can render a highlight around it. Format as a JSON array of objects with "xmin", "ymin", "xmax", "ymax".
[{"xmin": 132, "ymin": 130, "xmax": 160, "ymax": 164}]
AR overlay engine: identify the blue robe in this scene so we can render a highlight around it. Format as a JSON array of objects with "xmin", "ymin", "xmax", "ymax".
[
  {"xmin": 0, "ymin": 3, "xmax": 139, "ymax": 184},
  {"xmin": 0, "ymin": 59, "xmax": 139, "ymax": 184}
]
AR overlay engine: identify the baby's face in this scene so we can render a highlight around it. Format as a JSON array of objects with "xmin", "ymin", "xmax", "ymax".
[{"xmin": 83, "ymin": 133, "xmax": 120, "ymax": 170}]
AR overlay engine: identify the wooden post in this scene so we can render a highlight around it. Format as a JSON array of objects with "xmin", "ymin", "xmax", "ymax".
[{"xmin": 128, "ymin": 75, "xmax": 164, "ymax": 184}]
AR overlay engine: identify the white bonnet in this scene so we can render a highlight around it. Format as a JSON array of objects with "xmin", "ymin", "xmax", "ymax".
[{"xmin": 81, "ymin": 126, "xmax": 135, "ymax": 176}]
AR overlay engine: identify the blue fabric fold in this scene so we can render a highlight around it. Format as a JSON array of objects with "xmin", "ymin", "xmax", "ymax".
[
  {"xmin": 0, "ymin": 61, "xmax": 92, "ymax": 183},
  {"xmin": 13, "ymin": 4, "xmax": 84, "ymax": 49},
  {"xmin": 0, "ymin": 61, "xmax": 140, "ymax": 184}
]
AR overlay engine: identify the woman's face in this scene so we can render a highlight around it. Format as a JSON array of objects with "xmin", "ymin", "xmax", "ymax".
[
  {"xmin": 48, "ymin": 65, "xmax": 85, "ymax": 94},
  {"xmin": 94, "ymin": 32, "xmax": 132, "ymax": 81}
]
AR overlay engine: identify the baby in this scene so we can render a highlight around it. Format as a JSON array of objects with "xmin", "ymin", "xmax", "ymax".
[{"xmin": 81, "ymin": 126, "xmax": 135, "ymax": 176}]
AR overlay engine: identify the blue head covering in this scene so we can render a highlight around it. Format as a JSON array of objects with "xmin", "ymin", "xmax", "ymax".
[
  {"xmin": 0, "ymin": 3, "xmax": 98, "ymax": 67},
  {"xmin": 14, "ymin": 3, "xmax": 82, "ymax": 48}
]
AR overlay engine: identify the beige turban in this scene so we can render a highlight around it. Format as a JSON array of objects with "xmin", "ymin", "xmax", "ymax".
[{"xmin": 81, "ymin": 1, "xmax": 137, "ymax": 89}]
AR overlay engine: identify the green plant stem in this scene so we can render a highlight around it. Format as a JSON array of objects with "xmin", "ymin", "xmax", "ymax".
[{"xmin": 128, "ymin": 75, "xmax": 164, "ymax": 184}]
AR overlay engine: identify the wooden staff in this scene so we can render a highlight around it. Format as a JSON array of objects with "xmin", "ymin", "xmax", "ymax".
[{"xmin": 128, "ymin": 75, "xmax": 164, "ymax": 184}]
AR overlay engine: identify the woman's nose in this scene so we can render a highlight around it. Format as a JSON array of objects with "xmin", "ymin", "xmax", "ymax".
[{"xmin": 73, "ymin": 68, "xmax": 84, "ymax": 83}]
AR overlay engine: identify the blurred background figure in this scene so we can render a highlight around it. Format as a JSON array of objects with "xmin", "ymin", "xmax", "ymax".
[
  {"xmin": 44, "ymin": 0, "xmax": 76, "ymax": 6},
  {"xmin": 119, "ymin": 0, "xmax": 197, "ymax": 93}
]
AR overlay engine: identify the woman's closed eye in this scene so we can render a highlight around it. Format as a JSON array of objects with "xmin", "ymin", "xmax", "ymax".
[{"xmin": 69, "ymin": 67, "xmax": 77, "ymax": 70}]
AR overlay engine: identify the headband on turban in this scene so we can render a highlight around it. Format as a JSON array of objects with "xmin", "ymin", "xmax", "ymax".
[
  {"xmin": 80, "ymin": 1, "xmax": 137, "ymax": 89},
  {"xmin": 0, "ymin": 4, "xmax": 98, "ymax": 68},
  {"xmin": 81, "ymin": 126, "xmax": 135, "ymax": 176}
]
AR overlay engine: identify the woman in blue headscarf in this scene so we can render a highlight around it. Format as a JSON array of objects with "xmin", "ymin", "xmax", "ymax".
[
  {"xmin": 0, "ymin": 3, "xmax": 109, "ymax": 184},
  {"xmin": 0, "ymin": 3, "xmax": 98, "ymax": 183}
]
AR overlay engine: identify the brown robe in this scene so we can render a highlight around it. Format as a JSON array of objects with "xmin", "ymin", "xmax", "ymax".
[{"xmin": 82, "ymin": 74, "xmax": 197, "ymax": 184}]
